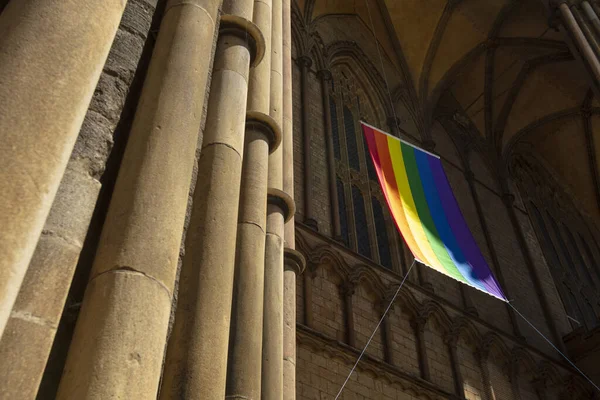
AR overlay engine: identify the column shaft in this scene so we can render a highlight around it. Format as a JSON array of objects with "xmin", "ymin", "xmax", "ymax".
[
  {"xmin": 262, "ymin": 0, "xmax": 288, "ymax": 396},
  {"xmin": 582, "ymin": 1, "xmax": 600, "ymax": 41},
  {"xmin": 559, "ymin": 2, "xmax": 600, "ymax": 82},
  {"xmin": 320, "ymin": 70, "xmax": 342, "ymax": 239},
  {"xmin": 282, "ymin": 0, "xmax": 305, "ymax": 399},
  {"xmin": 572, "ymin": 4, "xmax": 600, "ymax": 57},
  {"xmin": 298, "ymin": 56, "xmax": 317, "ymax": 230},
  {"xmin": 55, "ymin": 1, "xmax": 221, "ymax": 397},
  {"xmin": 343, "ymin": 286, "xmax": 357, "ymax": 347},
  {"xmin": 413, "ymin": 320, "xmax": 430, "ymax": 381},
  {"xmin": 0, "ymin": 0, "xmax": 126, "ymax": 338},
  {"xmin": 447, "ymin": 341, "xmax": 464, "ymax": 397},
  {"xmin": 226, "ymin": 0, "xmax": 275, "ymax": 395},
  {"xmin": 303, "ymin": 272, "xmax": 315, "ymax": 327},
  {"xmin": 160, "ymin": 0, "xmax": 264, "ymax": 396}
]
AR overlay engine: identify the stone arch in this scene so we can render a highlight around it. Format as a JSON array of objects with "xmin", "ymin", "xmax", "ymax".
[
  {"xmin": 478, "ymin": 331, "xmax": 512, "ymax": 361},
  {"xmin": 326, "ymin": 41, "xmax": 393, "ymax": 121},
  {"xmin": 307, "ymin": 244, "xmax": 350, "ymax": 279},
  {"xmin": 450, "ymin": 315, "xmax": 482, "ymax": 346},
  {"xmin": 418, "ymin": 300, "xmax": 453, "ymax": 334},
  {"xmin": 348, "ymin": 264, "xmax": 386, "ymax": 301}
]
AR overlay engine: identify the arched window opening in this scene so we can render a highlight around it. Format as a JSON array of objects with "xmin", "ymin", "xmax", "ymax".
[
  {"xmin": 529, "ymin": 205, "xmax": 561, "ymax": 270},
  {"xmin": 330, "ymin": 97, "xmax": 341, "ymax": 161},
  {"xmin": 563, "ymin": 226, "xmax": 594, "ymax": 285},
  {"xmin": 337, "ymin": 178, "xmax": 350, "ymax": 247},
  {"xmin": 343, "ymin": 106, "xmax": 360, "ymax": 171},
  {"xmin": 548, "ymin": 214, "xmax": 576, "ymax": 273},
  {"xmin": 372, "ymin": 197, "xmax": 392, "ymax": 269},
  {"xmin": 580, "ymin": 234, "xmax": 600, "ymax": 284},
  {"xmin": 352, "ymin": 185, "xmax": 371, "ymax": 258}
]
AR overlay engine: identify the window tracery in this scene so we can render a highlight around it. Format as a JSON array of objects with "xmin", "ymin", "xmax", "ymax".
[{"xmin": 327, "ymin": 63, "xmax": 402, "ymax": 272}]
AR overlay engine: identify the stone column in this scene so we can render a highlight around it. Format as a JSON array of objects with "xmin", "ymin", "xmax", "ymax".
[
  {"xmin": 159, "ymin": 1, "xmax": 265, "ymax": 397},
  {"xmin": 557, "ymin": 1, "xmax": 600, "ymax": 82},
  {"xmin": 0, "ymin": 0, "xmax": 127, "ymax": 339},
  {"xmin": 464, "ymin": 167, "xmax": 521, "ymax": 338},
  {"xmin": 581, "ymin": 2, "xmax": 600, "ymax": 44},
  {"xmin": 226, "ymin": 0, "xmax": 278, "ymax": 395},
  {"xmin": 55, "ymin": 1, "xmax": 222, "ymax": 398},
  {"xmin": 378, "ymin": 297, "xmax": 394, "ymax": 366},
  {"xmin": 282, "ymin": 1, "xmax": 306, "ymax": 398},
  {"xmin": 298, "ymin": 55, "xmax": 318, "ymax": 230},
  {"xmin": 572, "ymin": 4, "xmax": 600, "ymax": 57},
  {"xmin": 283, "ymin": 249, "xmax": 305, "ymax": 400},
  {"xmin": 501, "ymin": 191, "xmax": 566, "ymax": 353},
  {"xmin": 341, "ymin": 282, "xmax": 357, "ymax": 347},
  {"xmin": 446, "ymin": 335, "xmax": 464, "ymax": 398},
  {"xmin": 262, "ymin": 0, "xmax": 295, "ymax": 396},
  {"xmin": 476, "ymin": 350, "xmax": 494, "ymax": 400},
  {"xmin": 319, "ymin": 69, "xmax": 343, "ymax": 239},
  {"xmin": 412, "ymin": 317, "xmax": 430, "ymax": 381},
  {"xmin": 227, "ymin": 114, "xmax": 280, "ymax": 399},
  {"xmin": 303, "ymin": 270, "xmax": 315, "ymax": 327}
]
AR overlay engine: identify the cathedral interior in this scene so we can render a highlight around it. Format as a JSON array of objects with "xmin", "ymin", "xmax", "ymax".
[{"xmin": 1, "ymin": 0, "xmax": 600, "ymax": 399}]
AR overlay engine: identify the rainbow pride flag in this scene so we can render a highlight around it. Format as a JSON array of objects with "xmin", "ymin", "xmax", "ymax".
[{"xmin": 361, "ymin": 122, "xmax": 506, "ymax": 301}]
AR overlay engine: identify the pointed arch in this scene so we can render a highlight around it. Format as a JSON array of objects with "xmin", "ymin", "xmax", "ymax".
[
  {"xmin": 348, "ymin": 264, "xmax": 386, "ymax": 300},
  {"xmin": 418, "ymin": 300, "xmax": 454, "ymax": 333},
  {"xmin": 308, "ymin": 244, "xmax": 350, "ymax": 279}
]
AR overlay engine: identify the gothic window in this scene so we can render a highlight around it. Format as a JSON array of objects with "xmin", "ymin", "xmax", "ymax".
[
  {"xmin": 330, "ymin": 97, "xmax": 341, "ymax": 160},
  {"xmin": 528, "ymin": 203, "xmax": 599, "ymax": 330},
  {"xmin": 337, "ymin": 178, "xmax": 350, "ymax": 247},
  {"xmin": 372, "ymin": 197, "xmax": 392, "ymax": 269},
  {"xmin": 326, "ymin": 67, "xmax": 401, "ymax": 272},
  {"xmin": 353, "ymin": 185, "xmax": 371, "ymax": 258},
  {"xmin": 343, "ymin": 105, "xmax": 360, "ymax": 171},
  {"xmin": 563, "ymin": 226, "xmax": 594, "ymax": 284}
]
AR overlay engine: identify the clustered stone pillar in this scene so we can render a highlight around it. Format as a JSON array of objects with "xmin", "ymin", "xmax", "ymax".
[
  {"xmin": 0, "ymin": 0, "xmax": 127, "ymax": 339},
  {"xmin": 319, "ymin": 69, "xmax": 343, "ymax": 240},
  {"xmin": 54, "ymin": 0, "xmax": 223, "ymax": 398},
  {"xmin": 262, "ymin": 0, "xmax": 296, "ymax": 396},
  {"xmin": 159, "ymin": 0, "xmax": 265, "ymax": 397},
  {"xmin": 341, "ymin": 283, "xmax": 357, "ymax": 347},
  {"xmin": 282, "ymin": 0, "xmax": 306, "ymax": 398},
  {"xmin": 412, "ymin": 317, "xmax": 431, "ymax": 381},
  {"xmin": 225, "ymin": 0, "xmax": 279, "ymax": 396},
  {"xmin": 554, "ymin": 0, "xmax": 600, "ymax": 83},
  {"xmin": 298, "ymin": 55, "xmax": 318, "ymax": 230},
  {"xmin": 446, "ymin": 335, "xmax": 464, "ymax": 397}
]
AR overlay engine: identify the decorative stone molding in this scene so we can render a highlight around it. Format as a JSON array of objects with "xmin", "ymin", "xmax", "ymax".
[
  {"xmin": 296, "ymin": 55, "xmax": 312, "ymax": 69},
  {"xmin": 219, "ymin": 15, "xmax": 265, "ymax": 67},
  {"xmin": 284, "ymin": 248, "xmax": 306, "ymax": 275},
  {"xmin": 267, "ymin": 188, "xmax": 296, "ymax": 222},
  {"xmin": 245, "ymin": 111, "xmax": 282, "ymax": 153}
]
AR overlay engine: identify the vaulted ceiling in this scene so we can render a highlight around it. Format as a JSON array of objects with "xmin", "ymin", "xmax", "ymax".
[{"xmin": 296, "ymin": 0, "xmax": 600, "ymax": 222}]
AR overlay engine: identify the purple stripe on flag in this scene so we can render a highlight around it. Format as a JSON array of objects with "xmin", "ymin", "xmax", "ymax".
[{"xmin": 428, "ymin": 157, "xmax": 507, "ymax": 300}]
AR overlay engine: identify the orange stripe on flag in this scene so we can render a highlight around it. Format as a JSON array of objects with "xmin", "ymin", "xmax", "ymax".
[{"xmin": 372, "ymin": 129, "xmax": 428, "ymax": 264}]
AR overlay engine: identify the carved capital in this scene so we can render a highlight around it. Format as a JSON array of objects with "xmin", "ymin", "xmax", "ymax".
[
  {"xmin": 219, "ymin": 15, "xmax": 265, "ymax": 67},
  {"xmin": 410, "ymin": 316, "xmax": 427, "ymax": 333},
  {"xmin": 284, "ymin": 248, "xmax": 306, "ymax": 275},
  {"xmin": 296, "ymin": 55, "xmax": 313, "ymax": 69},
  {"xmin": 316, "ymin": 69, "xmax": 333, "ymax": 81},
  {"xmin": 339, "ymin": 281, "xmax": 355, "ymax": 297}
]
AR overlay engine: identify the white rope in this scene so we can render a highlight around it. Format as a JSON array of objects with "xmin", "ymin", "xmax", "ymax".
[
  {"xmin": 508, "ymin": 302, "xmax": 600, "ymax": 392},
  {"xmin": 335, "ymin": 260, "xmax": 416, "ymax": 399}
]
